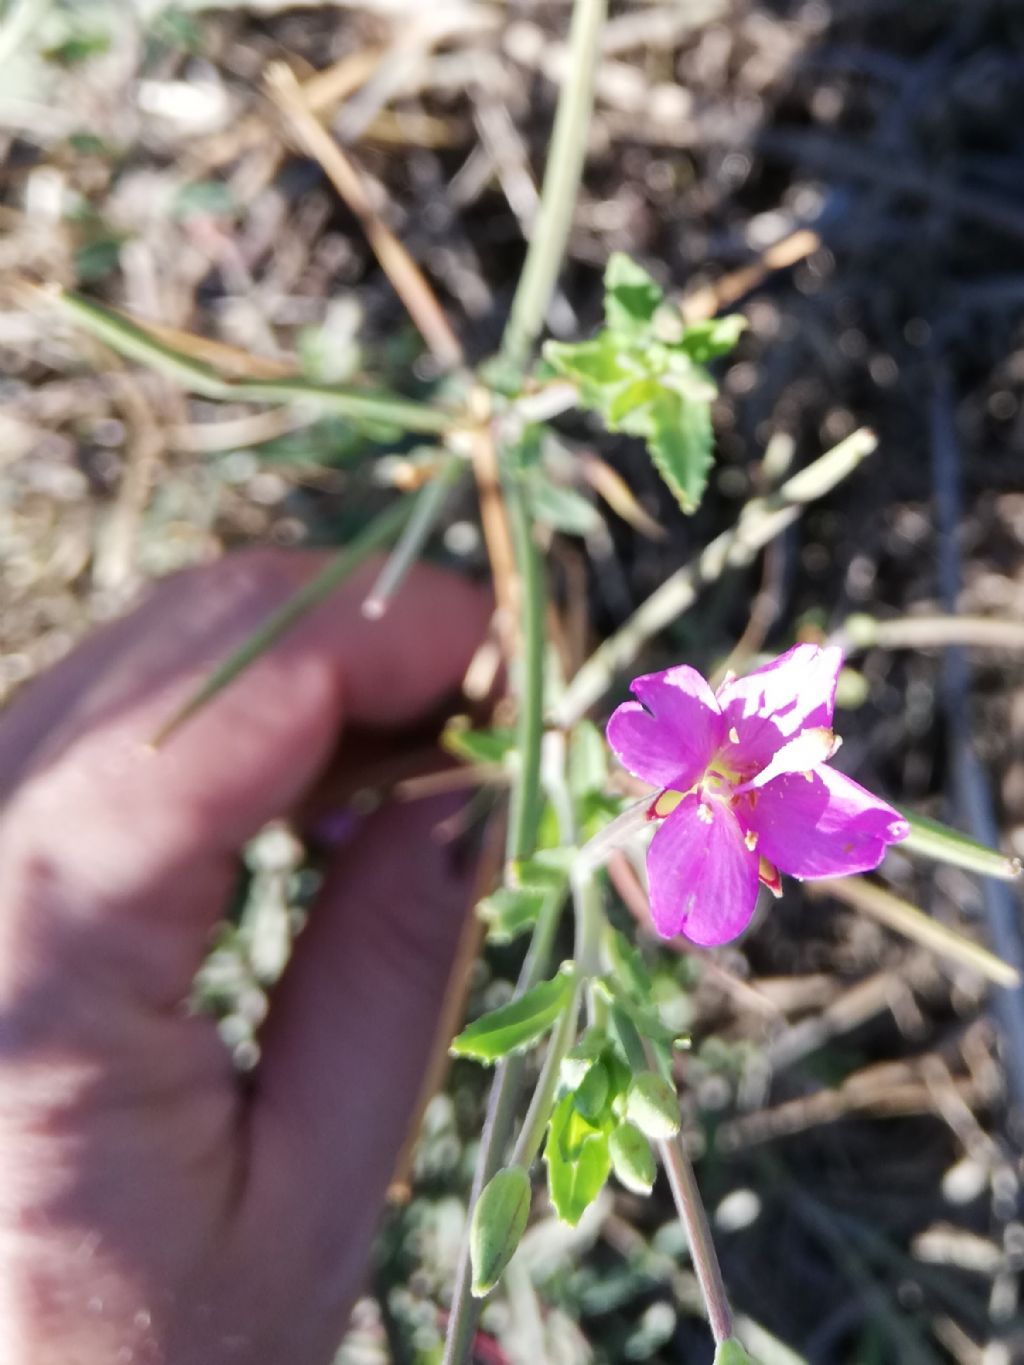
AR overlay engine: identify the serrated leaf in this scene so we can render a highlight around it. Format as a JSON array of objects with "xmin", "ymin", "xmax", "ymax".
[
  {"xmin": 451, "ymin": 966, "xmax": 576, "ymax": 1063},
  {"xmin": 625, "ymin": 1072, "xmax": 681, "ymax": 1140},
  {"xmin": 714, "ymin": 1340, "xmax": 760, "ymax": 1365},
  {"xmin": 442, "ymin": 723, "xmax": 517, "ymax": 766},
  {"xmin": 569, "ymin": 720, "xmax": 608, "ymax": 800},
  {"xmin": 545, "ymin": 1094, "xmax": 611, "ymax": 1226},
  {"xmin": 609, "ymin": 1120, "xmax": 657, "ymax": 1194},
  {"xmin": 543, "ymin": 335, "xmax": 632, "ymax": 400},
  {"xmin": 604, "ymin": 253, "xmax": 664, "ymax": 335},
  {"xmin": 477, "ymin": 886, "xmax": 549, "ymax": 942},
  {"xmin": 605, "ymin": 375, "xmax": 661, "ymax": 429},
  {"xmin": 648, "ymin": 389, "xmax": 714, "ymax": 514},
  {"xmin": 899, "ymin": 809, "xmax": 1021, "ymax": 881},
  {"xmin": 677, "ymin": 315, "xmax": 747, "ymax": 364},
  {"xmin": 470, "ymin": 1166, "xmax": 532, "ymax": 1296}
]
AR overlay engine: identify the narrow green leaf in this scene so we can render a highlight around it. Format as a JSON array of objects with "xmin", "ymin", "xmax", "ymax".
[
  {"xmin": 647, "ymin": 389, "xmax": 714, "ymax": 514},
  {"xmin": 677, "ymin": 315, "xmax": 747, "ymax": 364},
  {"xmin": 605, "ymin": 927, "xmax": 654, "ymax": 1000},
  {"xmin": 609, "ymin": 1120, "xmax": 656, "ymax": 1195},
  {"xmin": 470, "ymin": 1166, "xmax": 532, "ymax": 1297},
  {"xmin": 451, "ymin": 966, "xmax": 576, "ymax": 1063},
  {"xmin": 441, "ymin": 723, "xmax": 517, "ymax": 766},
  {"xmin": 603, "ymin": 253, "xmax": 664, "ymax": 335},
  {"xmin": 55, "ymin": 290, "xmax": 453, "ymax": 434},
  {"xmin": 572, "ymin": 1057, "xmax": 610, "ymax": 1122},
  {"xmin": 603, "ymin": 983, "xmax": 681, "ymax": 1047},
  {"xmin": 625, "ymin": 1072, "xmax": 681, "ymax": 1140},
  {"xmin": 545, "ymin": 1094, "xmax": 611, "ymax": 1226},
  {"xmin": 899, "ymin": 809, "xmax": 1022, "ymax": 882},
  {"xmin": 150, "ymin": 497, "xmax": 414, "ymax": 746},
  {"xmin": 528, "ymin": 474, "xmax": 603, "ymax": 536},
  {"xmin": 561, "ymin": 1032, "xmax": 607, "ymax": 1089}
]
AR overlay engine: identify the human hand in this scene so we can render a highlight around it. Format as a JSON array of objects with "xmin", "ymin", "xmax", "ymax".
[{"xmin": 0, "ymin": 550, "xmax": 489, "ymax": 1364}]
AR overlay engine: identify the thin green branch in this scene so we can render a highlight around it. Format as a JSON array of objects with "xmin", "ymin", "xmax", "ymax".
[
  {"xmin": 500, "ymin": 0, "xmax": 608, "ymax": 375},
  {"xmin": 504, "ymin": 472, "xmax": 546, "ymax": 864},
  {"xmin": 510, "ymin": 981, "xmax": 582, "ymax": 1169},
  {"xmin": 361, "ymin": 458, "xmax": 465, "ymax": 618},
  {"xmin": 53, "ymin": 290, "xmax": 455, "ymax": 434}
]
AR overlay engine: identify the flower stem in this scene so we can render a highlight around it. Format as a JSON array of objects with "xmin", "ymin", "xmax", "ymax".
[
  {"xmin": 658, "ymin": 1130, "xmax": 734, "ymax": 1346},
  {"xmin": 510, "ymin": 981, "xmax": 582, "ymax": 1169},
  {"xmin": 499, "ymin": 0, "xmax": 608, "ymax": 375},
  {"xmin": 504, "ymin": 470, "xmax": 546, "ymax": 864}
]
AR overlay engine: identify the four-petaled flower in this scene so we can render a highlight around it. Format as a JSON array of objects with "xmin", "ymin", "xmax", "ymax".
[{"xmin": 606, "ymin": 644, "xmax": 909, "ymax": 946}]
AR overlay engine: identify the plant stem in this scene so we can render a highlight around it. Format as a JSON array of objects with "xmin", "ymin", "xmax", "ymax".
[
  {"xmin": 441, "ymin": 892, "xmax": 563, "ymax": 1365},
  {"xmin": 500, "ymin": 0, "xmax": 608, "ymax": 374},
  {"xmin": 659, "ymin": 1131, "xmax": 734, "ymax": 1347},
  {"xmin": 510, "ymin": 981, "xmax": 582, "ymax": 1169},
  {"xmin": 504, "ymin": 471, "xmax": 546, "ymax": 864}
]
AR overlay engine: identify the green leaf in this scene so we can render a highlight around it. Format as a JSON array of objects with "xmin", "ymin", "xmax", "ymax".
[
  {"xmin": 470, "ymin": 1166, "xmax": 532, "ymax": 1297},
  {"xmin": 569, "ymin": 720, "xmax": 608, "ymax": 800},
  {"xmin": 714, "ymin": 1340, "xmax": 760, "ymax": 1365},
  {"xmin": 677, "ymin": 315, "xmax": 747, "ymax": 364},
  {"xmin": 604, "ymin": 984, "xmax": 681, "ymax": 1047},
  {"xmin": 647, "ymin": 389, "xmax": 714, "ymax": 514},
  {"xmin": 561, "ymin": 1032, "xmax": 607, "ymax": 1089},
  {"xmin": 899, "ymin": 809, "xmax": 1022, "ymax": 882},
  {"xmin": 477, "ymin": 886, "xmax": 548, "ymax": 943},
  {"xmin": 543, "ymin": 335, "xmax": 632, "ymax": 402},
  {"xmin": 451, "ymin": 966, "xmax": 576, "ymax": 1063},
  {"xmin": 442, "ymin": 723, "xmax": 517, "ymax": 767},
  {"xmin": 528, "ymin": 474, "xmax": 603, "ymax": 536},
  {"xmin": 625, "ymin": 1073, "xmax": 681, "ymax": 1140},
  {"xmin": 545, "ymin": 1094, "xmax": 611, "ymax": 1226},
  {"xmin": 572, "ymin": 1058, "xmax": 610, "ymax": 1123},
  {"xmin": 606, "ymin": 927, "xmax": 654, "ymax": 1000},
  {"xmin": 603, "ymin": 253, "xmax": 664, "ymax": 335},
  {"xmin": 609, "ymin": 1120, "xmax": 657, "ymax": 1195}
]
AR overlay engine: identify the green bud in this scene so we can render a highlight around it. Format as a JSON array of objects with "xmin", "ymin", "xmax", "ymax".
[
  {"xmin": 624, "ymin": 1072, "xmax": 680, "ymax": 1140},
  {"xmin": 609, "ymin": 1121, "xmax": 656, "ymax": 1194},
  {"xmin": 470, "ymin": 1166, "xmax": 531, "ymax": 1297},
  {"xmin": 714, "ymin": 1339, "xmax": 759, "ymax": 1365}
]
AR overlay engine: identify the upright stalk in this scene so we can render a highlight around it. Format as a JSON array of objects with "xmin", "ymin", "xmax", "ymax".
[
  {"xmin": 500, "ymin": 0, "xmax": 608, "ymax": 374},
  {"xmin": 504, "ymin": 473, "xmax": 546, "ymax": 864}
]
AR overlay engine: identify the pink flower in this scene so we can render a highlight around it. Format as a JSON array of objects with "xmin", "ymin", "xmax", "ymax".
[{"xmin": 606, "ymin": 644, "xmax": 909, "ymax": 946}]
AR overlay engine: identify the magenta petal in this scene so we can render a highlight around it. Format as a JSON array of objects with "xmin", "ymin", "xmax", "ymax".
[
  {"xmin": 646, "ymin": 794, "xmax": 761, "ymax": 946},
  {"xmin": 606, "ymin": 665, "xmax": 724, "ymax": 791},
  {"xmin": 716, "ymin": 644, "xmax": 843, "ymax": 772},
  {"xmin": 742, "ymin": 766, "xmax": 909, "ymax": 879}
]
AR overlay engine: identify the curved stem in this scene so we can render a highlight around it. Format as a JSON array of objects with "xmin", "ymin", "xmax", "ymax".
[{"xmin": 500, "ymin": 0, "xmax": 608, "ymax": 375}]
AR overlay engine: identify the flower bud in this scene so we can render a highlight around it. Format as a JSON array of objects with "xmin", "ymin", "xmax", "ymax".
[
  {"xmin": 625, "ymin": 1072, "xmax": 680, "ymax": 1139},
  {"xmin": 470, "ymin": 1166, "xmax": 531, "ymax": 1297}
]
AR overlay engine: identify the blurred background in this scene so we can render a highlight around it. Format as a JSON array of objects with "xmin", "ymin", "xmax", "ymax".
[{"xmin": 2, "ymin": 1, "xmax": 1024, "ymax": 1361}]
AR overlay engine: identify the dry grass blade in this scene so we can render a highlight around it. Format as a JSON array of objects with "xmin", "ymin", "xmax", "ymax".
[
  {"xmin": 809, "ymin": 877, "xmax": 1021, "ymax": 990},
  {"xmin": 265, "ymin": 62, "xmax": 464, "ymax": 372}
]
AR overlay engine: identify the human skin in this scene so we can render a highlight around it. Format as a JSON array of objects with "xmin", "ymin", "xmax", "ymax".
[{"xmin": 0, "ymin": 550, "xmax": 490, "ymax": 1364}]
